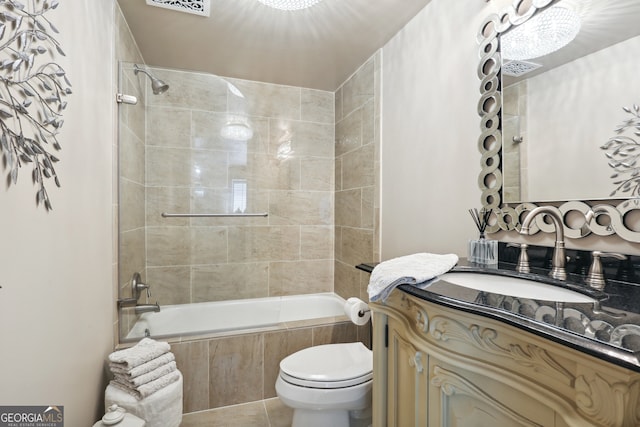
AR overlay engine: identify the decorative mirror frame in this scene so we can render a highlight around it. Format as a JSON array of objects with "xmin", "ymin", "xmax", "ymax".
[{"xmin": 476, "ymin": 0, "xmax": 640, "ymax": 243}]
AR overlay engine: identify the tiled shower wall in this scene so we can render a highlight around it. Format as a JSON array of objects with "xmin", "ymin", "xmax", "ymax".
[
  {"xmin": 334, "ymin": 53, "xmax": 382, "ymax": 311},
  {"xmin": 142, "ymin": 68, "xmax": 336, "ymax": 306}
]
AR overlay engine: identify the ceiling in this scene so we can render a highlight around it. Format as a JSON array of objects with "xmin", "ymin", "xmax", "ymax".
[{"xmin": 117, "ymin": 0, "xmax": 433, "ymax": 91}]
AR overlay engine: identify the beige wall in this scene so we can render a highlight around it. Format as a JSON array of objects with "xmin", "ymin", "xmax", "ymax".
[
  {"xmin": 0, "ymin": 1, "xmax": 116, "ymax": 425},
  {"xmin": 380, "ymin": 0, "xmax": 490, "ymax": 259}
]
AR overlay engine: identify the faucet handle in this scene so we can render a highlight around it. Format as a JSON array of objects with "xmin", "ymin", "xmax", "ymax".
[
  {"xmin": 507, "ymin": 243, "xmax": 530, "ymax": 274},
  {"xmin": 585, "ymin": 251, "xmax": 627, "ymax": 290},
  {"xmin": 131, "ymin": 272, "xmax": 151, "ymax": 300}
]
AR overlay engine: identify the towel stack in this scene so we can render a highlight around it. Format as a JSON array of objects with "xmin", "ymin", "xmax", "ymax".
[{"xmin": 108, "ymin": 338, "xmax": 180, "ymax": 400}]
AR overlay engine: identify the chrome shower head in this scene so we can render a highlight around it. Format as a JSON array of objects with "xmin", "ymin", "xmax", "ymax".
[{"xmin": 134, "ymin": 64, "xmax": 169, "ymax": 95}]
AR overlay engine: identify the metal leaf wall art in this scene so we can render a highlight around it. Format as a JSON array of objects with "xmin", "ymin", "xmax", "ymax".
[
  {"xmin": 601, "ymin": 104, "xmax": 640, "ymax": 197},
  {"xmin": 0, "ymin": 0, "xmax": 70, "ymax": 210}
]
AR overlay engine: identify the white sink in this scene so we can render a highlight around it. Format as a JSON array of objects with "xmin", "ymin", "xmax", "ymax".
[{"xmin": 436, "ymin": 272, "xmax": 596, "ymax": 303}]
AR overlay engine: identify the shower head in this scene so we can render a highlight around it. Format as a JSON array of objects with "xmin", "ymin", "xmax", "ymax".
[{"xmin": 134, "ymin": 64, "xmax": 169, "ymax": 95}]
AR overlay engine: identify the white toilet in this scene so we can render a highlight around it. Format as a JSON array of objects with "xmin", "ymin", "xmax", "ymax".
[{"xmin": 275, "ymin": 341, "xmax": 373, "ymax": 427}]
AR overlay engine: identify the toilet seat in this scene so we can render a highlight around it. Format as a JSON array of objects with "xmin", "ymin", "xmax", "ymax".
[{"xmin": 279, "ymin": 342, "xmax": 372, "ymax": 389}]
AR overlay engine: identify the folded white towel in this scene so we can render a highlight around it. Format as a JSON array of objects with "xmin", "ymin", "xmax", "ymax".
[
  {"xmin": 114, "ymin": 361, "xmax": 177, "ymax": 388},
  {"xmin": 109, "ymin": 369, "xmax": 182, "ymax": 400},
  {"xmin": 110, "ymin": 352, "xmax": 176, "ymax": 378},
  {"xmin": 367, "ymin": 253, "xmax": 459, "ymax": 302},
  {"xmin": 108, "ymin": 338, "xmax": 171, "ymax": 370}
]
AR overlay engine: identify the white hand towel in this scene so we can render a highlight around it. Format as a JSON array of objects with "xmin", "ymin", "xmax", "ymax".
[
  {"xmin": 110, "ymin": 352, "xmax": 176, "ymax": 378},
  {"xmin": 109, "ymin": 369, "xmax": 182, "ymax": 400},
  {"xmin": 367, "ymin": 253, "xmax": 459, "ymax": 302},
  {"xmin": 114, "ymin": 361, "xmax": 177, "ymax": 388},
  {"xmin": 108, "ymin": 338, "xmax": 171, "ymax": 369}
]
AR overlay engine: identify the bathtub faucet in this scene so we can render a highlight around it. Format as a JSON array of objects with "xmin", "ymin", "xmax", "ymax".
[{"xmin": 135, "ymin": 302, "xmax": 161, "ymax": 314}]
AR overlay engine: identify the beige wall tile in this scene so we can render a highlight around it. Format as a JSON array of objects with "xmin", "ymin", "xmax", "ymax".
[
  {"xmin": 334, "ymin": 155, "xmax": 343, "ymax": 191},
  {"xmin": 119, "ymin": 179, "xmax": 145, "ymax": 232},
  {"xmin": 335, "ymin": 108, "xmax": 362, "ymax": 157},
  {"xmin": 146, "ymin": 266, "xmax": 191, "ymax": 305},
  {"xmin": 269, "ymin": 190, "xmax": 333, "ymax": 225},
  {"xmin": 300, "ymin": 226, "xmax": 333, "ymax": 260},
  {"xmin": 335, "ymin": 189, "xmax": 362, "ymax": 228},
  {"xmin": 269, "ymin": 260, "xmax": 333, "ymax": 296},
  {"xmin": 263, "ymin": 329, "xmax": 313, "ymax": 399},
  {"xmin": 342, "ymin": 57, "xmax": 375, "ymax": 117},
  {"xmin": 192, "ymin": 263, "xmax": 269, "ymax": 302},
  {"xmin": 192, "ymin": 111, "xmax": 269, "ymax": 154},
  {"xmin": 301, "ymin": 89, "xmax": 334, "ymax": 124},
  {"xmin": 312, "ymin": 322, "xmax": 357, "ymax": 346},
  {"xmin": 191, "ymin": 149, "xmax": 230, "ymax": 188},
  {"xmin": 361, "ymin": 186, "xmax": 375, "ymax": 230},
  {"xmin": 334, "ymin": 259, "xmax": 360, "ymax": 299},
  {"xmin": 270, "ymin": 121, "xmax": 334, "ymax": 159},
  {"xmin": 340, "ymin": 227, "xmax": 374, "ymax": 267},
  {"xmin": 228, "ymin": 226, "xmax": 300, "ymax": 262},
  {"xmin": 147, "ymin": 106, "xmax": 191, "ymax": 148},
  {"xmin": 146, "ymin": 226, "xmax": 190, "ymax": 266},
  {"xmin": 146, "ymin": 146, "xmax": 192, "ymax": 187},
  {"xmin": 334, "ymin": 86, "xmax": 343, "ymax": 123},
  {"xmin": 190, "ymin": 227, "xmax": 227, "ymax": 264},
  {"xmin": 209, "ymin": 334, "xmax": 264, "ymax": 408},
  {"xmin": 173, "ymin": 340, "xmax": 210, "ymax": 413},
  {"xmin": 240, "ymin": 153, "xmax": 301, "ymax": 191},
  {"xmin": 119, "ymin": 228, "xmax": 145, "ymax": 286},
  {"xmin": 147, "ymin": 67, "xmax": 228, "ymax": 112},
  {"xmin": 228, "ymin": 78, "xmax": 301, "ymax": 120},
  {"xmin": 190, "ymin": 188, "xmax": 269, "ymax": 226},
  {"xmin": 300, "ymin": 157, "xmax": 334, "ymax": 191},
  {"xmin": 146, "ymin": 186, "xmax": 190, "ymax": 227},
  {"xmin": 119, "ymin": 125, "xmax": 145, "ymax": 185},
  {"xmin": 342, "ymin": 139, "xmax": 374, "ymax": 190}
]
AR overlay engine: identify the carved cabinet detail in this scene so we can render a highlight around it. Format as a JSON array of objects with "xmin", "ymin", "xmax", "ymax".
[{"xmin": 371, "ymin": 292, "xmax": 640, "ymax": 427}]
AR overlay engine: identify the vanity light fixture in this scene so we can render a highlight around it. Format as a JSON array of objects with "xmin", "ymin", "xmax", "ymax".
[
  {"xmin": 501, "ymin": 6, "xmax": 581, "ymax": 60},
  {"xmin": 257, "ymin": 0, "xmax": 324, "ymax": 11}
]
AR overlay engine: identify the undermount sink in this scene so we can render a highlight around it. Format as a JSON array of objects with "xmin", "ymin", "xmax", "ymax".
[{"xmin": 435, "ymin": 272, "xmax": 596, "ymax": 303}]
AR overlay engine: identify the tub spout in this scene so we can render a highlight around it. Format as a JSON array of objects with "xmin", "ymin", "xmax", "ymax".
[{"xmin": 135, "ymin": 302, "xmax": 160, "ymax": 314}]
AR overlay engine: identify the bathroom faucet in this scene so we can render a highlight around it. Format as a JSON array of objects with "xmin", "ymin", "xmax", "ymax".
[{"xmin": 519, "ymin": 206, "xmax": 567, "ymax": 281}]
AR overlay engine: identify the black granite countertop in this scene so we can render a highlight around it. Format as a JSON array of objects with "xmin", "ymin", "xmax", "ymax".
[{"xmin": 357, "ymin": 246, "xmax": 640, "ymax": 372}]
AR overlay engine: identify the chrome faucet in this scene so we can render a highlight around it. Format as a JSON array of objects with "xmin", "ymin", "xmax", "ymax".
[
  {"xmin": 135, "ymin": 302, "xmax": 161, "ymax": 314},
  {"xmin": 519, "ymin": 206, "xmax": 567, "ymax": 281}
]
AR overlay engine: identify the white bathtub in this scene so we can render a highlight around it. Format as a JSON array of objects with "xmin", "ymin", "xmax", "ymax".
[{"xmin": 126, "ymin": 292, "xmax": 347, "ymax": 340}]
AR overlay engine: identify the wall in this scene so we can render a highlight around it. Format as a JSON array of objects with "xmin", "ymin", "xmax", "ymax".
[
  {"xmin": 141, "ymin": 68, "xmax": 335, "ymax": 308},
  {"xmin": 380, "ymin": 0, "xmax": 490, "ymax": 259},
  {"xmin": 334, "ymin": 54, "xmax": 381, "ymax": 310},
  {"xmin": 0, "ymin": 1, "xmax": 116, "ymax": 425}
]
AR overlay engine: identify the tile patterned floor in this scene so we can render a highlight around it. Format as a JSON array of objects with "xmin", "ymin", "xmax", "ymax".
[{"xmin": 180, "ymin": 398, "xmax": 293, "ymax": 427}]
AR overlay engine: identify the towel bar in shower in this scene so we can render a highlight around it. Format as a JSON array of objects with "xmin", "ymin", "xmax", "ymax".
[{"xmin": 161, "ymin": 212, "xmax": 268, "ymax": 218}]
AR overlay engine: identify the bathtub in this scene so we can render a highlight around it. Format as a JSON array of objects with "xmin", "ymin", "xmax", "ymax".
[{"xmin": 126, "ymin": 292, "xmax": 347, "ymax": 340}]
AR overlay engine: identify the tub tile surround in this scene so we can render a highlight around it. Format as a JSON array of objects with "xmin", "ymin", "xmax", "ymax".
[
  {"xmin": 171, "ymin": 319, "xmax": 362, "ymax": 413},
  {"xmin": 123, "ymin": 66, "xmax": 337, "ymax": 315},
  {"xmin": 334, "ymin": 52, "xmax": 382, "ymax": 318}
]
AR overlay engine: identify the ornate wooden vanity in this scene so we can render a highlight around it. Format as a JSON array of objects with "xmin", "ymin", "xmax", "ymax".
[{"xmin": 371, "ymin": 288, "xmax": 640, "ymax": 427}]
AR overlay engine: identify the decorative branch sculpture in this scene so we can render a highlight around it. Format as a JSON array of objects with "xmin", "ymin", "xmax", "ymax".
[
  {"xmin": 0, "ymin": 0, "xmax": 70, "ymax": 210},
  {"xmin": 601, "ymin": 104, "xmax": 640, "ymax": 197}
]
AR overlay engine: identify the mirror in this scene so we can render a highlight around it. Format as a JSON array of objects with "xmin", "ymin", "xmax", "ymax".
[{"xmin": 477, "ymin": 0, "xmax": 640, "ymax": 242}]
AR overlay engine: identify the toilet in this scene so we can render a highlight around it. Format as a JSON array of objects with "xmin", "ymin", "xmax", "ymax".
[{"xmin": 275, "ymin": 341, "xmax": 373, "ymax": 427}]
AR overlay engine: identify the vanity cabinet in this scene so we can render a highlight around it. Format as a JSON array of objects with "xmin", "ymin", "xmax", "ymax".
[{"xmin": 371, "ymin": 291, "xmax": 640, "ymax": 427}]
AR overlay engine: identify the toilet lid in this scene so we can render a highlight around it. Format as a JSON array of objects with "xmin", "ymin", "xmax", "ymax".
[{"xmin": 279, "ymin": 342, "xmax": 373, "ymax": 389}]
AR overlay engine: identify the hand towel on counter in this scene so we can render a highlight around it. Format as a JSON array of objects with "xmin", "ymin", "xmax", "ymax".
[
  {"xmin": 109, "ymin": 352, "xmax": 176, "ymax": 378},
  {"xmin": 113, "ymin": 361, "xmax": 177, "ymax": 389},
  {"xmin": 367, "ymin": 253, "xmax": 459, "ymax": 302},
  {"xmin": 110, "ymin": 369, "xmax": 182, "ymax": 400},
  {"xmin": 108, "ymin": 338, "xmax": 171, "ymax": 370}
]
